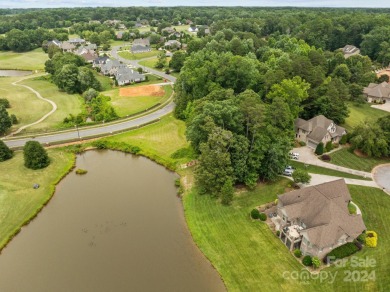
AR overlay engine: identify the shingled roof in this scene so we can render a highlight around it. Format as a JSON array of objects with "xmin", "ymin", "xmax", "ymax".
[
  {"xmin": 363, "ymin": 82, "xmax": 390, "ymax": 99},
  {"xmin": 278, "ymin": 179, "xmax": 366, "ymax": 249}
]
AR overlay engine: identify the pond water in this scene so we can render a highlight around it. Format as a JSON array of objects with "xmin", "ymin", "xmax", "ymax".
[
  {"xmin": 0, "ymin": 150, "xmax": 225, "ymax": 292},
  {"xmin": 375, "ymin": 165, "xmax": 390, "ymax": 191},
  {"xmin": 0, "ymin": 70, "xmax": 32, "ymax": 77}
]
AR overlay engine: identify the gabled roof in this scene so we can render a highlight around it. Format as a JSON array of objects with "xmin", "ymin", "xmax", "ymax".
[
  {"xmin": 363, "ymin": 82, "xmax": 390, "ymax": 98},
  {"xmin": 61, "ymin": 41, "xmax": 76, "ymax": 50},
  {"xmin": 131, "ymin": 44, "xmax": 150, "ymax": 52},
  {"xmin": 93, "ymin": 56, "xmax": 110, "ymax": 65},
  {"xmin": 115, "ymin": 68, "xmax": 145, "ymax": 83},
  {"xmin": 133, "ymin": 38, "xmax": 150, "ymax": 46},
  {"xmin": 278, "ymin": 179, "xmax": 365, "ymax": 248},
  {"xmin": 295, "ymin": 115, "xmax": 345, "ymax": 143}
]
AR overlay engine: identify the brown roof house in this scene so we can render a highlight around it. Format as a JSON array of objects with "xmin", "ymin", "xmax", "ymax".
[
  {"xmin": 295, "ymin": 115, "xmax": 346, "ymax": 149},
  {"xmin": 274, "ymin": 179, "xmax": 365, "ymax": 259},
  {"xmin": 363, "ymin": 82, "xmax": 390, "ymax": 103}
]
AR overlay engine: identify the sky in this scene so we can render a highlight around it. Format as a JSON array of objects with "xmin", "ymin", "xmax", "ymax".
[{"xmin": 0, "ymin": 0, "xmax": 389, "ymax": 9}]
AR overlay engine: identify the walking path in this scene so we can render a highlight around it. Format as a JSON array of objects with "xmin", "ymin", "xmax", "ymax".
[{"xmin": 7, "ymin": 77, "xmax": 57, "ymax": 137}]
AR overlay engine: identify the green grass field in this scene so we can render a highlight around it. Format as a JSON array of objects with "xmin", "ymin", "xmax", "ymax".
[
  {"xmin": 184, "ymin": 182, "xmax": 390, "ymax": 291},
  {"xmin": 94, "ymin": 72, "xmax": 113, "ymax": 91},
  {"xmin": 0, "ymin": 49, "xmax": 48, "ymax": 71},
  {"xmin": 118, "ymin": 50, "xmax": 159, "ymax": 60},
  {"xmin": 343, "ymin": 102, "xmax": 388, "ymax": 131},
  {"xmin": 0, "ymin": 76, "xmax": 52, "ymax": 133},
  {"xmin": 0, "ymin": 149, "xmax": 75, "ymax": 250},
  {"xmin": 138, "ymin": 56, "xmax": 172, "ymax": 70},
  {"xmin": 18, "ymin": 78, "xmax": 83, "ymax": 133},
  {"xmin": 106, "ymin": 85, "xmax": 172, "ymax": 117},
  {"xmin": 329, "ymin": 148, "xmax": 390, "ymax": 172},
  {"xmin": 289, "ymin": 160, "xmax": 372, "ymax": 180},
  {"xmin": 104, "ymin": 114, "xmax": 189, "ymax": 168}
]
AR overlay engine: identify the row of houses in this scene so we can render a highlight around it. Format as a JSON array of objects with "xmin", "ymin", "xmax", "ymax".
[
  {"xmin": 47, "ymin": 39, "xmax": 98, "ymax": 63},
  {"xmin": 93, "ymin": 57, "xmax": 145, "ymax": 86}
]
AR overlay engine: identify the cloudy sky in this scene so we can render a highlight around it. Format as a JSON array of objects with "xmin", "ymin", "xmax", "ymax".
[{"xmin": 0, "ymin": 0, "xmax": 389, "ymax": 8}]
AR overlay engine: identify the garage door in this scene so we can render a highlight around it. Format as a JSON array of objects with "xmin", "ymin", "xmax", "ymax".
[{"xmin": 307, "ymin": 140, "xmax": 317, "ymax": 149}]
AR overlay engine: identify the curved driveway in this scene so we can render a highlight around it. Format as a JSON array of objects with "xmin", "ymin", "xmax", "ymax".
[{"xmin": 3, "ymin": 49, "xmax": 177, "ymax": 149}]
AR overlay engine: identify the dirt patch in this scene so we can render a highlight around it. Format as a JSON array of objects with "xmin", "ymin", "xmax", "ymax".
[
  {"xmin": 354, "ymin": 148, "xmax": 368, "ymax": 157},
  {"xmin": 376, "ymin": 69, "xmax": 390, "ymax": 81},
  {"xmin": 119, "ymin": 85, "xmax": 165, "ymax": 97}
]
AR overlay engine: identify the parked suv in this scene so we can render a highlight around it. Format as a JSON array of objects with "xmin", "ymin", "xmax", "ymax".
[{"xmin": 289, "ymin": 152, "xmax": 299, "ymax": 160}]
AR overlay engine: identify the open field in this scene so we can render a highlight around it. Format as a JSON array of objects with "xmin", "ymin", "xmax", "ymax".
[
  {"xmin": 184, "ymin": 181, "xmax": 390, "ymax": 291},
  {"xmin": 118, "ymin": 50, "xmax": 159, "ymax": 60},
  {"xmin": 0, "ymin": 149, "xmax": 75, "ymax": 250},
  {"xmin": 104, "ymin": 114, "xmax": 189, "ymax": 168},
  {"xmin": 106, "ymin": 84, "xmax": 172, "ymax": 117},
  {"xmin": 343, "ymin": 102, "xmax": 388, "ymax": 131},
  {"xmin": 139, "ymin": 56, "xmax": 172, "ymax": 69},
  {"xmin": 0, "ymin": 49, "xmax": 48, "ymax": 71},
  {"xmin": 329, "ymin": 147, "xmax": 390, "ymax": 172},
  {"xmin": 0, "ymin": 76, "xmax": 52, "ymax": 134},
  {"xmin": 18, "ymin": 78, "xmax": 83, "ymax": 133},
  {"xmin": 289, "ymin": 160, "xmax": 372, "ymax": 180}
]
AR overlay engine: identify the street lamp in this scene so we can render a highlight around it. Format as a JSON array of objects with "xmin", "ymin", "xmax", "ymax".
[{"xmin": 75, "ymin": 124, "xmax": 81, "ymax": 139}]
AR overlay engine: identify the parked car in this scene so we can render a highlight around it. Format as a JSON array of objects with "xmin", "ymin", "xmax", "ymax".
[
  {"xmin": 285, "ymin": 165, "xmax": 295, "ymax": 170},
  {"xmin": 283, "ymin": 169, "xmax": 294, "ymax": 176},
  {"xmin": 289, "ymin": 152, "xmax": 299, "ymax": 160}
]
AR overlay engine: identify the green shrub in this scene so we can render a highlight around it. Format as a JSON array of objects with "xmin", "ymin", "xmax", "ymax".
[
  {"xmin": 321, "ymin": 154, "xmax": 331, "ymax": 161},
  {"xmin": 259, "ymin": 213, "xmax": 267, "ymax": 221},
  {"xmin": 170, "ymin": 146, "xmax": 196, "ymax": 160},
  {"xmin": 312, "ymin": 257, "xmax": 321, "ymax": 268},
  {"xmin": 299, "ymin": 141, "xmax": 306, "ymax": 146},
  {"xmin": 357, "ymin": 232, "xmax": 367, "ymax": 244},
  {"xmin": 0, "ymin": 140, "xmax": 13, "ymax": 162},
  {"xmin": 315, "ymin": 142, "xmax": 324, "ymax": 155},
  {"xmin": 175, "ymin": 178, "xmax": 181, "ymax": 187},
  {"xmin": 276, "ymin": 230, "xmax": 280, "ymax": 237},
  {"xmin": 294, "ymin": 249, "xmax": 302, "ymax": 258},
  {"xmin": 325, "ymin": 141, "xmax": 333, "ymax": 152},
  {"xmin": 251, "ymin": 208, "xmax": 260, "ymax": 219},
  {"xmin": 23, "ymin": 141, "xmax": 50, "ymax": 170},
  {"xmin": 10, "ymin": 114, "xmax": 18, "ymax": 124},
  {"xmin": 0, "ymin": 98, "xmax": 10, "ymax": 108},
  {"xmin": 75, "ymin": 168, "xmax": 88, "ymax": 175},
  {"xmin": 92, "ymin": 140, "xmax": 109, "ymax": 149},
  {"xmin": 302, "ymin": 255, "xmax": 313, "ymax": 266},
  {"xmin": 326, "ymin": 242, "xmax": 359, "ymax": 262}
]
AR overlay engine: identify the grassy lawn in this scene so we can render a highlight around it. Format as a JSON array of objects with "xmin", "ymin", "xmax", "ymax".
[
  {"xmin": 94, "ymin": 72, "xmax": 113, "ymax": 91},
  {"xmin": 105, "ymin": 85, "xmax": 172, "ymax": 117},
  {"xmin": 0, "ymin": 149, "xmax": 75, "ymax": 250},
  {"xmin": 138, "ymin": 57, "xmax": 172, "ymax": 71},
  {"xmin": 109, "ymin": 40, "xmax": 131, "ymax": 47},
  {"xmin": 184, "ymin": 180, "xmax": 390, "ymax": 291},
  {"xmin": 329, "ymin": 147, "xmax": 390, "ymax": 172},
  {"xmin": 104, "ymin": 114, "xmax": 190, "ymax": 168},
  {"xmin": 289, "ymin": 160, "xmax": 372, "ymax": 180},
  {"xmin": 0, "ymin": 48, "xmax": 48, "ymax": 71},
  {"xmin": 343, "ymin": 102, "xmax": 388, "ymax": 131},
  {"xmin": 18, "ymin": 78, "xmax": 84, "ymax": 133},
  {"xmin": 118, "ymin": 50, "xmax": 159, "ymax": 60},
  {"xmin": 0, "ymin": 76, "xmax": 52, "ymax": 134}
]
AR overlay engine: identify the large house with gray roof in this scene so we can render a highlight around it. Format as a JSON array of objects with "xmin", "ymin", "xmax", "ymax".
[
  {"xmin": 115, "ymin": 68, "xmax": 145, "ymax": 86},
  {"xmin": 295, "ymin": 115, "xmax": 346, "ymax": 149},
  {"xmin": 274, "ymin": 179, "xmax": 365, "ymax": 259},
  {"xmin": 363, "ymin": 82, "xmax": 390, "ymax": 103}
]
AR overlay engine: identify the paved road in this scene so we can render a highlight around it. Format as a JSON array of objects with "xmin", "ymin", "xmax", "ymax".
[{"xmin": 3, "ymin": 50, "xmax": 177, "ymax": 149}]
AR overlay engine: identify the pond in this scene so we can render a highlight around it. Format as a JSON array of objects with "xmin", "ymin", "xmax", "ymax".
[
  {"xmin": 374, "ymin": 165, "xmax": 390, "ymax": 191},
  {"xmin": 0, "ymin": 70, "xmax": 32, "ymax": 77},
  {"xmin": 0, "ymin": 150, "xmax": 225, "ymax": 292}
]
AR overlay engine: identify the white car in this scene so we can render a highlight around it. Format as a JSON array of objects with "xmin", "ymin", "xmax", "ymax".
[
  {"xmin": 283, "ymin": 169, "xmax": 294, "ymax": 176},
  {"xmin": 289, "ymin": 152, "xmax": 299, "ymax": 160}
]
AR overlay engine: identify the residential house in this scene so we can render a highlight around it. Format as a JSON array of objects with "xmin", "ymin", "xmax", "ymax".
[
  {"xmin": 161, "ymin": 27, "xmax": 176, "ymax": 35},
  {"xmin": 341, "ymin": 45, "xmax": 360, "ymax": 58},
  {"xmin": 68, "ymin": 38, "xmax": 86, "ymax": 46},
  {"xmin": 133, "ymin": 38, "xmax": 150, "ymax": 47},
  {"xmin": 164, "ymin": 40, "xmax": 181, "ymax": 50},
  {"xmin": 115, "ymin": 68, "xmax": 146, "ymax": 86},
  {"xmin": 60, "ymin": 41, "xmax": 76, "ymax": 52},
  {"xmin": 274, "ymin": 179, "xmax": 365, "ymax": 259},
  {"xmin": 116, "ymin": 31, "xmax": 124, "ymax": 39},
  {"xmin": 188, "ymin": 26, "xmax": 198, "ymax": 33},
  {"xmin": 363, "ymin": 82, "xmax": 390, "ymax": 103},
  {"xmin": 131, "ymin": 44, "xmax": 151, "ymax": 54},
  {"xmin": 79, "ymin": 51, "xmax": 98, "ymax": 63},
  {"xmin": 93, "ymin": 56, "xmax": 110, "ymax": 68},
  {"xmin": 295, "ymin": 115, "xmax": 346, "ymax": 149},
  {"xmin": 47, "ymin": 39, "xmax": 62, "ymax": 48},
  {"xmin": 100, "ymin": 60, "xmax": 127, "ymax": 76}
]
